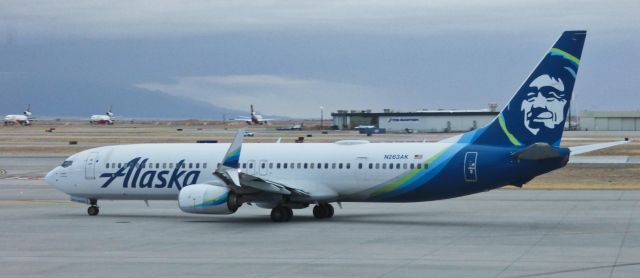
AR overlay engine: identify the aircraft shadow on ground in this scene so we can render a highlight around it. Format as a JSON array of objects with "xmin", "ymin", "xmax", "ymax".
[{"xmin": 52, "ymin": 210, "xmax": 549, "ymax": 229}]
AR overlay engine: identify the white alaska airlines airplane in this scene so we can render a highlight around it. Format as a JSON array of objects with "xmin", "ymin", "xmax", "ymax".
[
  {"xmin": 89, "ymin": 106, "xmax": 115, "ymax": 125},
  {"xmin": 4, "ymin": 105, "xmax": 33, "ymax": 126},
  {"xmin": 45, "ymin": 31, "xmax": 628, "ymax": 222}
]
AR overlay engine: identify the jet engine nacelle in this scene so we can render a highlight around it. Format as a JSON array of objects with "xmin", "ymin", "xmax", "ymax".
[{"xmin": 178, "ymin": 183, "xmax": 240, "ymax": 214}]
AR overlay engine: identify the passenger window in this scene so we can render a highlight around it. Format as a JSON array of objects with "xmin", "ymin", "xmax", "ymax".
[
  {"xmin": 106, "ymin": 163, "xmax": 109, "ymax": 169},
  {"xmin": 182, "ymin": 164, "xmax": 186, "ymax": 169},
  {"xmin": 396, "ymin": 163, "xmax": 401, "ymax": 169},
  {"xmin": 295, "ymin": 163, "xmax": 300, "ymax": 169},
  {"xmin": 424, "ymin": 164, "xmax": 429, "ymax": 169},
  {"xmin": 249, "ymin": 163, "xmax": 253, "ymax": 169},
  {"xmin": 269, "ymin": 162, "xmax": 273, "ymax": 169},
  {"xmin": 358, "ymin": 163, "xmax": 362, "ymax": 169},
  {"xmin": 339, "ymin": 163, "xmax": 343, "ymax": 169},
  {"xmin": 382, "ymin": 163, "xmax": 387, "ymax": 169},
  {"xmin": 203, "ymin": 163, "xmax": 207, "ymax": 169},
  {"xmin": 261, "ymin": 163, "xmax": 265, "ymax": 169},
  {"xmin": 277, "ymin": 163, "xmax": 281, "ymax": 169},
  {"xmin": 317, "ymin": 163, "xmax": 321, "ymax": 169},
  {"xmin": 142, "ymin": 163, "xmax": 147, "ymax": 169},
  {"xmin": 284, "ymin": 163, "xmax": 288, "ymax": 169},
  {"xmin": 156, "ymin": 163, "xmax": 159, "ymax": 168},
  {"xmin": 346, "ymin": 163, "xmax": 350, "ymax": 169},
  {"xmin": 310, "ymin": 163, "xmax": 314, "ymax": 169},
  {"xmin": 332, "ymin": 163, "xmax": 336, "ymax": 169},
  {"xmin": 389, "ymin": 163, "xmax": 394, "ymax": 169},
  {"xmin": 163, "ymin": 163, "xmax": 167, "ymax": 169},
  {"xmin": 375, "ymin": 163, "xmax": 380, "ymax": 169},
  {"xmin": 417, "ymin": 164, "xmax": 422, "ymax": 169},
  {"xmin": 324, "ymin": 163, "xmax": 328, "ymax": 169},
  {"xmin": 403, "ymin": 163, "xmax": 408, "ymax": 169},
  {"xmin": 304, "ymin": 163, "xmax": 308, "ymax": 169},
  {"xmin": 196, "ymin": 163, "xmax": 200, "ymax": 169},
  {"xmin": 410, "ymin": 163, "xmax": 415, "ymax": 169}
]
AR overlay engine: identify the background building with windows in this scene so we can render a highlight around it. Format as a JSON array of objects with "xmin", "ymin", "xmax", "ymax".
[{"xmin": 331, "ymin": 105, "xmax": 499, "ymax": 132}]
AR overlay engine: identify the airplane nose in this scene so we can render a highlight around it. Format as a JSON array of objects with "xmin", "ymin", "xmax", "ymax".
[{"xmin": 45, "ymin": 168, "xmax": 58, "ymax": 186}]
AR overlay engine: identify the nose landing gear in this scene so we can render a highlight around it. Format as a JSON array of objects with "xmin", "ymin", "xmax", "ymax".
[{"xmin": 87, "ymin": 199, "xmax": 99, "ymax": 216}]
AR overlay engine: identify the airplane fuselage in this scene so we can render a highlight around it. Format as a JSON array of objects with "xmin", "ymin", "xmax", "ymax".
[
  {"xmin": 89, "ymin": 115, "xmax": 113, "ymax": 125},
  {"xmin": 4, "ymin": 115, "xmax": 30, "ymax": 126},
  {"xmin": 46, "ymin": 141, "xmax": 569, "ymax": 203}
]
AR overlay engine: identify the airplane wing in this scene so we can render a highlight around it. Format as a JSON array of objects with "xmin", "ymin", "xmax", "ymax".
[
  {"xmin": 569, "ymin": 140, "xmax": 630, "ymax": 156},
  {"xmin": 214, "ymin": 129, "xmax": 338, "ymax": 202}
]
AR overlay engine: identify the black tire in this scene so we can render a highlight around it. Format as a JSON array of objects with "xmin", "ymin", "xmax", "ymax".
[
  {"xmin": 87, "ymin": 206, "xmax": 99, "ymax": 216},
  {"xmin": 270, "ymin": 207, "xmax": 286, "ymax": 222},
  {"xmin": 325, "ymin": 204, "xmax": 334, "ymax": 218},
  {"xmin": 313, "ymin": 205, "xmax": 328, "ymax": 219},
  {"xmin": 284, "ymin": 207, "xmax": 293, "ymax": 222}
]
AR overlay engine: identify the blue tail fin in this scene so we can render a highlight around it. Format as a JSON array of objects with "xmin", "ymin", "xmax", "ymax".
[{"xmin": 473, "ymin": 31, "xmax": 586, "ymax": 147}]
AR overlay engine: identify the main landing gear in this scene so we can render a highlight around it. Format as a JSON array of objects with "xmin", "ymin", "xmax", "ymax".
[
  {"xmin": 270, "ymin": 203, "xmax": 335, "ymax": 222},
  {"xmin": 87, "ymin": 199, "xmax": 99, "ymax": 216},
  {"xmin": 313, "ymin": 203, "xmax": 334, "ymax": 219},
  {"xmin": 270, "ymin": 206, "xmax": 293, "ymax": 222}
]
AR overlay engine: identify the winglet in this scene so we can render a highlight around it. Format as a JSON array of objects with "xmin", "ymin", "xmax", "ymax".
[
  {"xmin": 216, "ymin": 129, "xmax": 244, "ymax": 187},
  {"xmin": 222, "ymin": 129, "xmax": 244, "ymax": 169}
]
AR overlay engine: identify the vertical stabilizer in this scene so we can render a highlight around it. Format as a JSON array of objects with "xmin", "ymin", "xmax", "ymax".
[{"xmin": 473, "ymin": 31, "xmax": 586, "ymax": 147}]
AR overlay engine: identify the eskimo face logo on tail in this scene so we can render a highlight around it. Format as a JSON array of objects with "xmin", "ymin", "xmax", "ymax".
[
  {"xmin": 100, "ymin": 157, "xmax": 200, "ymax": 189},
  {"xmin": 521, "ymin": 74, "xmax": 568, "ymax": 135}
]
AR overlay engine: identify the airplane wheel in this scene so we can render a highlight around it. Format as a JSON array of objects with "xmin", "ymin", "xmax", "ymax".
[
  {"xmin": 87, "ymin": 206, "xmax": 99, "ymax": 216},
  {"xmin": 325, "ymin": 204, "xmax": 334, "ymax": 218},
  {"xmin": 313, "ymin": 204, "xmax": 334, "ymax": 219},
  {"xmin": 270, "ymin": 206, "xmax": 290, "ymax": 222},
  {"xmin": 313, "ymin": 205, "xmax": 327, "ymax": 219},
  {"xmin": 285, "ymin": 207, "xmax": 293, "ymax": 221}
]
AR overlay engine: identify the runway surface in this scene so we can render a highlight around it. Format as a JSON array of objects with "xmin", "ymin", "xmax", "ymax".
[{"xmin": 1, "ymin": 164, "xmax": 639, "ymax": 277}]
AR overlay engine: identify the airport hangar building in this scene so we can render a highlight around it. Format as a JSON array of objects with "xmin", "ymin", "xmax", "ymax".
[
  {"xmin": 331, "ymin": 109, "xmax": 499, "ymax": 132},
  {"xmin": 580, "ymin": 111, "xmax": 640, "ymax": 131}
]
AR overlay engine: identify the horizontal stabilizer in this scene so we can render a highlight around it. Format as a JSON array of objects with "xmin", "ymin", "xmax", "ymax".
[
  {"xmin": 512, "ymin": 143, "xmax": 563, "ymax": 160},
  {"xmin": 570, "ymin": 140, "xmax": 630, "ymax": 156}
]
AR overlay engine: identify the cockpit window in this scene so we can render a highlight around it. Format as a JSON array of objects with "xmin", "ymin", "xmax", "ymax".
[{"xmin": 61, "ymin": 160, "xmax": 73, "ymax": 168}]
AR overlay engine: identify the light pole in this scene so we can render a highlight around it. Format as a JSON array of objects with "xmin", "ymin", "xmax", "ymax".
[{"xmin": 320, "ymin": 106, "xmax": 324, "ymax": 131}]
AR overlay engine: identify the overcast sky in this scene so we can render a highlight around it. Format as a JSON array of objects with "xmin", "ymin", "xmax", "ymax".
[{"xmin": 1, "ymin": 1, "xmax": 638, "ymax": 118}]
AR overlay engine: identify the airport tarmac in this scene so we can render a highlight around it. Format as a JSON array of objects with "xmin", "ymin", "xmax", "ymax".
[{"xmin": 0, "ymin": 156, "xmax": 639, "ymax": 277}]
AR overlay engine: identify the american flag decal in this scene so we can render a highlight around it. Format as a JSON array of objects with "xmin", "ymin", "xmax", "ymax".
[{"xmin": 414, "ymin": 154, "xmax": 423, "ymax": 159}]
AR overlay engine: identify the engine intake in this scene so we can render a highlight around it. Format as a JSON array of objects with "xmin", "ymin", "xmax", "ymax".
[{"xmin": 178, "ymin": 184, "xmax": 240, "ymax": 214}]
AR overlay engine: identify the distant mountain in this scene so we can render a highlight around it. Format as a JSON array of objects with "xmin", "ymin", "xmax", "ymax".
[{"xmin": 1, "ymin": 76, "xmax": 245, "ymax": 119}]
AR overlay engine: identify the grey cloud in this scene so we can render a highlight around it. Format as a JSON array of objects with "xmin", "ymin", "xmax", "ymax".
[
  {"xmin": 137, "ymin": 74, "xmax": 396, "ymax": 118},
  {"xmin": 1, "ymin": 1, "xmax": 638, "ymax": 39}
]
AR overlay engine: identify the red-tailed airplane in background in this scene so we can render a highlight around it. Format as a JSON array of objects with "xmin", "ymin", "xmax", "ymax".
[
  {"xmin": 4, "ymin": 105, "xmax": 34, "ymax": 126},
  {"xmin": 89, "ymin": 106, "xmax": 115, "ymax": 125},
  {"xmin": 231, "ymin": 105, "xmax": 274, "ymax": 125}
]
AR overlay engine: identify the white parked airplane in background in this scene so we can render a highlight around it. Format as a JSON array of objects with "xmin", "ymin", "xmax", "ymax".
[
  {"xmin": 89, "ymin": 106, "xmax": 115, "ymax": 125},
  {"xmin": 4, "ymin": 105, "xmax": 33, "ymax": 126},
  {"xmin": 231, "ymin": 105, "xmax": 274, "ymax": 125},
  {"xmin": 45, "ymin": 31, "xmax": 628, "ymax": 222}
]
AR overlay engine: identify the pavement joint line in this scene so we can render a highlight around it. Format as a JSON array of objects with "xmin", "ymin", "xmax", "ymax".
[
  {"xmin": 495, "ymin": 202, "xmax": 579, "ymax": 278},
  {"xmin": 608, "ymin": 199, "xmax": 639, "ymax": 278}
]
